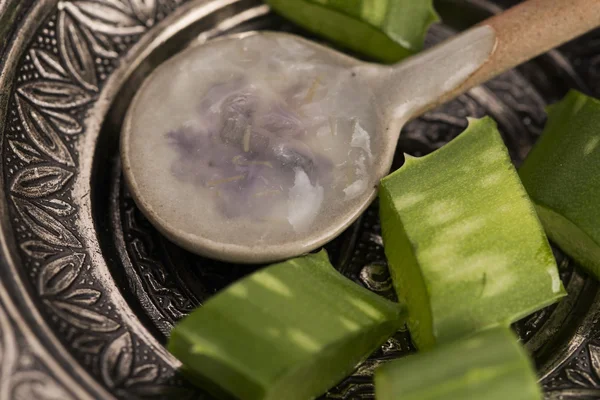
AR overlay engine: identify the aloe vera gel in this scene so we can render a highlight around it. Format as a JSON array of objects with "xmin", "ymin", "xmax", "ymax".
[
  {"xmin": 168, "ymin": 251, "xmax": 404, "ymax": 400},
  {"xmin": 124, "ymin": 33, "xmax": 382, "ymax": 248},
  {"xmin": 520, "ymin": 91, "xmax": 600, "ymax": 279},
  {"xmin": 375, "ymin": 327, "xmax": 543, "ymax": 400},
  {"xmin": 379, "ymin": 117, "xmax": 565, "ymax": 349}
]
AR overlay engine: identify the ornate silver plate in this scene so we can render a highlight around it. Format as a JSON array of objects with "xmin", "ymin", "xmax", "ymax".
[{"xmin": 1, "ymin": 0, "xmax": 600, "ymax": 398}]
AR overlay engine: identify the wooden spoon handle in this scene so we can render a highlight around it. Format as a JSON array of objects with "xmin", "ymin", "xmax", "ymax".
[
  {"xmin": 443, "ymin": 0, "xmax": 600, "ymax": 103},
  {"xmin": 376, "ymin": 0, "xmax": 600, "ymax": 134}
]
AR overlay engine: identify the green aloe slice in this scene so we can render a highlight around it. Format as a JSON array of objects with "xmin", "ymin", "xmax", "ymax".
[
  {"xmin": 520, "ymin": 90, "xmax": 600, "ymax": 279},
  {"xmin": 264, "ymin": 0, "xmax": 439, "ymax": 63},
  {"xmin": 379, "ymin": 117, "xmax": 566, "ymax": 350},
  {"xmin": 168, "ymin": 250, "xmax": 405, "ymax": 400},
  {"xmin": 375, "ymin": 327, "xmax": 543, "ymax": 400}
]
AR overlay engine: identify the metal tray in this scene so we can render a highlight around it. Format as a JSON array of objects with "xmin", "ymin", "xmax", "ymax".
[{"xmin": 1, "ymin": 0, "xmax": 600, "ymax": 398}]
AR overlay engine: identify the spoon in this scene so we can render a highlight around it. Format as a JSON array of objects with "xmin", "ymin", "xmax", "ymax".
[{"xmin": 121, "ymin": 0, "xmax": 600, "ymax": 264}]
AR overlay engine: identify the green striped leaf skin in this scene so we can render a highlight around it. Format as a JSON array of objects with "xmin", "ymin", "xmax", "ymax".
[
  {"xmin": 520, "ymin": 90, "xmax": 600, "ymax": 280},
  {"xmin": 375, "ymin": 327, "xmax": 543, "ymax": 400},
  {"xmin": 379, "ymin": 117, "xmax": 566, "ymax": 350},
  {"xmin": 264, "ymin": 0, "xmax": 439, "ymax": 63},
  {"xmin": 168, "ymin": 250, "xmax": 405, "ymax": 400}
]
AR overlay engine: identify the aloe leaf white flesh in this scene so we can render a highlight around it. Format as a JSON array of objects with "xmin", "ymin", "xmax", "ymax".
[
  {"xmin": 375, "ymin": 327, "xmax": 543, "ymax": 400},
  {"xmin": 168, "ymin": 250, "xmax": 405, "ymax": 400},
  {"xmin": 379, "ymin": 117, "xmax": 566, "ymax": 350},
  {"xmin": 520, "ymin": 90, "xmax": 600, "ymax": 279}
]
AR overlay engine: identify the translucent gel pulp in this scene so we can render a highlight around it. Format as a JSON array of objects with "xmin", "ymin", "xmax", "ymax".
[{"xmin": 126, "ymin": 34, "xmax": 380, "ymax": 247}]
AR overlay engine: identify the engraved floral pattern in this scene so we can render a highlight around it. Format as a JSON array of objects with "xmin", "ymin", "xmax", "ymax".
[
  {"xmin": 545, "ymin": 339, "xmax": 600, "ymax": 399},
  {"xmin": 99, "ymin": 331, "xmax": 186, "ymax": 398},
  {"xmin": 0, "ymin": 286, "xmax": 76, "ymax": 400},
  {"xmin": 2, "ymin": 0, "xmax": 186, "ymax": 396},
  {"xmin": 1, "ymin": 0, "xmax": 600, "ymax": 399}
]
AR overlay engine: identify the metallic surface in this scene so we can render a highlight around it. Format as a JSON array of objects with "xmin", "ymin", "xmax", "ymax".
[{"xmin": 0, "ymin": 0, "xmax": 600, "ymax": 398}]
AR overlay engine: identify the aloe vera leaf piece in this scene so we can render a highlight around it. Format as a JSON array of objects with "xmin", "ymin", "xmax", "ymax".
[
  {"xmin": 379, "ymin": 117, "xmax": 566, "ymax": 350},
  {"xmin": 375, "ymin": 327, "xmax": 543, "ymax": 400},
  {"xmin": 168, "ymin": 250, "xmax": 405, "ymax": 400},
  {"xmin": 264, "ymin": 0, "xmax": 439, "ymax": 63},
  {"xmin": 520, "ymin": 90, "xmax": 600, "ymax": 279}
]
